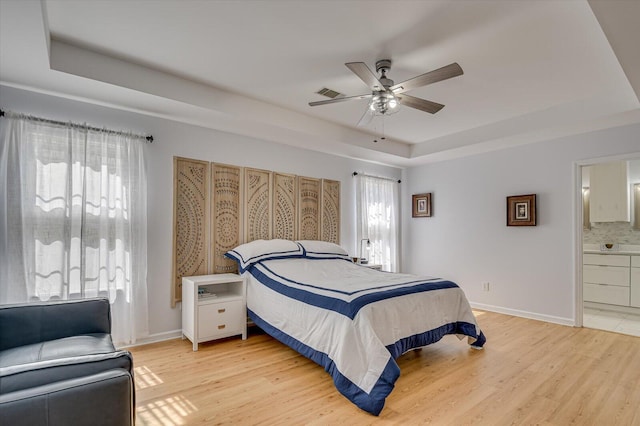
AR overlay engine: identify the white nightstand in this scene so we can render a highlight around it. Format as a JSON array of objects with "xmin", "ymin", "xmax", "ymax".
[{"xmin": 182, "ymin": 274, "xmax": 247, "ymax": 351}]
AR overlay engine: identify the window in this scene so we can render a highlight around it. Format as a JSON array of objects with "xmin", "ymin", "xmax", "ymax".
[
  {"xmin": 356, "ymin": 174, "xmax": 399, "ymax": 272},
  {"xmin": 1, "ymin": 114, "xmax": 148, "ymax": 345}
]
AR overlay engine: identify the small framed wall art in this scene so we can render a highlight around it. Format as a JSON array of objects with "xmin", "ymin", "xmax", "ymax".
[
  {"xmin": 412, "ymin": 193, "xmax": 432, "ymax": 218},
  {"xmin": 506, "ymin": 194, "xmax": 536, "ymax": 226}
]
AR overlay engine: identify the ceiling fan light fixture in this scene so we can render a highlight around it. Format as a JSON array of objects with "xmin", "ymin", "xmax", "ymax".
[{"xmin": 368, "ymin": 91, "xmax": 400, "ymax": 116}]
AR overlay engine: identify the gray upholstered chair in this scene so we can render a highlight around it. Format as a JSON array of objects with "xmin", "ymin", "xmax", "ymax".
[{"xmin": 0, "ymin": 298, "xmax": 134, "ymax": 426}]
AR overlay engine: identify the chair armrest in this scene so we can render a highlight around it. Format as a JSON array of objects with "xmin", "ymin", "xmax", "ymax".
[
  {"xmin": 0, "ymin": 349, "xmax": 133, "ymax": 394},
  {"xmin": 0, "ymin": 298, "xmax": 111, "ymax": 351},
  {"xmin": 0, "ymin": 369, "xmax": 134, "ymax": 426}
]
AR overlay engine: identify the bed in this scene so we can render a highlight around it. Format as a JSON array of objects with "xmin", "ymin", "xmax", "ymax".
[{"xmin": 226, "ymin": 239, "xmax": 485, "ymax": 415}]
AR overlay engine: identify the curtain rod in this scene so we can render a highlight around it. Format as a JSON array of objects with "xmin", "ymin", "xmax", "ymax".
[
  {"xmin": 0, "ymin": 109, "xmax": 154, "ymax": 143},
  {"xmin": 352, "ymin": 171, "xmax": 401, "ymax": 184}
]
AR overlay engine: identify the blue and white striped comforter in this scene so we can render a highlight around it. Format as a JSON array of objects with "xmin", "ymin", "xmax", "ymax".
[{"xmin": 244, "ymin": 257, "xmax": 485, "ymax": 415}]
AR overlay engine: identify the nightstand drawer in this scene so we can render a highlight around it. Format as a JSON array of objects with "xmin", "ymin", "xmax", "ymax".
[{"xmin": 198, "ymin": 300, "xmax": 244, "ymax": 338}]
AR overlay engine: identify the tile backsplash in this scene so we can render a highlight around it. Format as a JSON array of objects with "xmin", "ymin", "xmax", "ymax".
[{"xmin": 584, "ymin": 222, "xmax": 640, "ymax": 245}]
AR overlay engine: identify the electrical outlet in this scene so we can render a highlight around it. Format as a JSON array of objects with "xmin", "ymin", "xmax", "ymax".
[{"xmin": 482, "ymin": 282, "xmax": 490, "ymax": 291}]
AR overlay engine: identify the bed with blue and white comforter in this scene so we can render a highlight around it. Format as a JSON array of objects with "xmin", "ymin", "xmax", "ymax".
[{"xmin": 227, "ymin": 239, "xmax": 485, "ymax": 415}]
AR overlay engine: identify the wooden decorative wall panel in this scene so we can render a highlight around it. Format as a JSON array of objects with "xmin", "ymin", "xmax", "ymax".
[
  {"xmin": 273, "ymin": 173, "xmax": 297, "ymax": 240},
  {"xmin": 211, "ymin": 164, "xmax": 242, "ymax": 274},
  {"xmin": 298, "ymin": 177, "xmax": 320, "ymax": 240},
  {"xmin": 172, "ymin": 157, "xmax": 209, "ymax": 307},
  {"xmin": 172, "ymin": 158, "xmax": 342, "ymax": 307},
  {"xmin": 245, "ymin": 168, "xmax": 272, "ymax": 242},
  {"xmin": 321, "ymin": 179, "xmax": 340, "ymax": 244}
]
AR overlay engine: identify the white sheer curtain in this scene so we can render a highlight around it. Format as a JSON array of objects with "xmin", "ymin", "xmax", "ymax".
[
  {"xmin": 356, "ymin": 175, "xmax": 399, "ymax": 272},
  {"xmin": 0, "ymin": 114, "xmax": 148, "ymax": 346}
]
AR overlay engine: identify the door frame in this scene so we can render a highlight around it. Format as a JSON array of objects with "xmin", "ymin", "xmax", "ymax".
[{"xmin": 574, "ymin": 152, "xmax": 640, "ymax": 327}]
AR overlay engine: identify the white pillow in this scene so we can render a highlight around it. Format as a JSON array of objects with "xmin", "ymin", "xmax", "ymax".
[
  {"xmin": 225, "ymin": 239, "xmax": 304, "ymax": 272},
  {"xmin": 296, "ymin": 240, "xmax": 350, "ymax": 259}
]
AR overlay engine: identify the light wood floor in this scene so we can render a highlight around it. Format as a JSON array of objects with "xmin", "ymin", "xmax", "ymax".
[{"xmin": 129, "ymin": 311, "xmax": 640, "ymax": 425}]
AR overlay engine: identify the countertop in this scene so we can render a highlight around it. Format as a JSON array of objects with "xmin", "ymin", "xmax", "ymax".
[{"xmin": 584, "ymin": 244, "xmax": 640, "ymax": 255}]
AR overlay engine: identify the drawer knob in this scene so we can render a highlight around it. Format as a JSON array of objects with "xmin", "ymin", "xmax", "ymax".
[
  {"xmin": 218, "ymin": 308, "xmax": 226, "ymax": 313},
  {"xmin": 218, "ymin": 324, "xmax": 226, "ymax": 330}
]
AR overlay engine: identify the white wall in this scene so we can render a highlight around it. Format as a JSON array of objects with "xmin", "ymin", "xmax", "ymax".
[
  {"xmin": 402, "ymin": 123, "xmax": 640, "ymax": 324},
  {"xmin": 4, "ymin": 84, "xmax": 638, "ymax": 333},
  {"xmin": 0, "ymin": 85, "xmax": 401, "ymax": 338}
]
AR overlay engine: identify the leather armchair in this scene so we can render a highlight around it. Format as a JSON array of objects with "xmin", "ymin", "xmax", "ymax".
[{"xmin": 0, "ymin": 298, "xmax": 135, "ymax": 425}]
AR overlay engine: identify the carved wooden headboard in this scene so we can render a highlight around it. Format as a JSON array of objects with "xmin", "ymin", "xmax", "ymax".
[{"xmin": 171, "ymin": 157, "xmax": 340, "ymax": 306}]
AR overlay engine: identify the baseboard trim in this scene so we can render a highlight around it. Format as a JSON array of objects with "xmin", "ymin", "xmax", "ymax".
[
  {"xmin": 470, "ymin": 302, "xmax": 575, "ymax": 327},
  {"xmin": 119, "ymin": 305, "xmax": 576, "ymax": 349},
  {"xmin": 119, "ymin": 329, "xmax": 182, "ymax": 349}
]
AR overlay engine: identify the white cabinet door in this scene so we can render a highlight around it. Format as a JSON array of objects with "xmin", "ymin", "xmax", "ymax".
[
  {"xmin": 589, "ymin": 162, "xmax": 629, "ymax": 222},
  {"xmin": 631, "ymin": 267, "xmax": 640, "ymax": 308}
]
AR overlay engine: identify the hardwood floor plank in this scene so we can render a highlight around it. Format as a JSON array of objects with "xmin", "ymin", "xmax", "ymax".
[{"xmin": 129, "ymin": 311, "xmax": 640, "ymax": 425}]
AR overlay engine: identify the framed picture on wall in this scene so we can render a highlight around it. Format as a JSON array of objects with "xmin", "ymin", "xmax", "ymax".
[
  {"xmin": 412, "ymin": 193, "xmax": 432, "ymax": 218},
  {"xmin": 506, "ymin": 194, "xmax": 536, "ymax": 226}
]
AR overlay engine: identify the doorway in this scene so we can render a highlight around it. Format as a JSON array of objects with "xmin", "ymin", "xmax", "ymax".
[{"xmin": 578, "ymin": 156, "xmax": 640, "ymax": 336}]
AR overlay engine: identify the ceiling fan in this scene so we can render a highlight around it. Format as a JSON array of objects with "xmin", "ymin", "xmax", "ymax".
[{"xmin": 309, "ymin": 59, "xmax": 463, "ymax": 125}]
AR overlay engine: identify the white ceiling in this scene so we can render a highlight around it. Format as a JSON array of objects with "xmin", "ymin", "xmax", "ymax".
[{"xmin": 1, "ymin": 0, "xmax": 639, "ymax": 167}]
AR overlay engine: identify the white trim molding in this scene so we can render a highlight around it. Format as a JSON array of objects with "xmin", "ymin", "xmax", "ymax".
[
  {"xmin": 470, "ymin": 302, "xmax": 575, "ymax": 327},
  {"xmin": 119, "ymin": 329, "xmax": 183, "ymax": 349}
]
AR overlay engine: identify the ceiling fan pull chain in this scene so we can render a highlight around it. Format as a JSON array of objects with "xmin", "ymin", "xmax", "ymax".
[{"xmin": 381, "ymin": 117, "xmax": 386, "ymax": 141}]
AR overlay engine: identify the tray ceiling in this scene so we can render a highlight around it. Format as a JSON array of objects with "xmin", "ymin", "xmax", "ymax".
[{"xmin": 1, "ymin": 0, "xmax": 638, "ymax": 166}]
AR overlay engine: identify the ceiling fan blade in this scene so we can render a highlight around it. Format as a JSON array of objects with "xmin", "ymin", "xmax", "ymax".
[
  {"xmin": 397, "ymin": 94, "xmax": 445, "ymax": 114},
  {"xmin": 356, "ymin": 109, "xmax": 374, "ymax": 127},
  {"xmin": 345, "ymin": 62, "xmax": 386, "ymax": 91},
  {"xmin": 391, "ymin": 63, "xmax": 463, "ymax": 94},
  {"xmin": 309, "ymin": 93, "xmax": 371, "ymax": 107}
]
